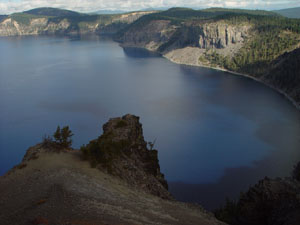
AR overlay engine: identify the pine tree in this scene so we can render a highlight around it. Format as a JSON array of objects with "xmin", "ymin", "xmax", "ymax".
[
  {"xmin": 53, "ymin": 125, "xmax": 74, "ymax": 148},
  {"xmin": 53, "ymin": 126, "xmax": 62, "ymax": 143},
  {"xmin": 61, "ymin": 126, "xmax": 74, "ymax": 148}
]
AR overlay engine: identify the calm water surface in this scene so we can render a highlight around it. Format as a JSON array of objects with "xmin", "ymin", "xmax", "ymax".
[{"xmin": 0, "ymin": 35, "xmax": 300, "ymax": 209}]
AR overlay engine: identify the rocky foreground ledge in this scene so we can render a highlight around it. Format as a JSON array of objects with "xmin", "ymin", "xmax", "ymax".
[{"xmin": 0, "ymin": 114, "xmax": 225, "ymax": 225}]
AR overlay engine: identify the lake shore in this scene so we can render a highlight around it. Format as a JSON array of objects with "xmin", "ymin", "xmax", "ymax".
[
  {"xmin": 120, "ymin": 44, "xmax": 300, "ymax": 111},
  {"xmin": 164, "ymin": 53, "xmax": 300, "ymax": 111}
]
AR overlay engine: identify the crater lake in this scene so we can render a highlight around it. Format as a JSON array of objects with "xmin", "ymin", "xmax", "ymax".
[{"xmin": 0, "ymin": 35, "xmax": 299, "ymax": 209}]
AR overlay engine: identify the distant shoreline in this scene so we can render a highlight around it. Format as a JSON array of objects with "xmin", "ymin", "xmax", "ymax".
[{"xmin": 121, "ymin": 44, "xmax": 300, "ymax": 111}]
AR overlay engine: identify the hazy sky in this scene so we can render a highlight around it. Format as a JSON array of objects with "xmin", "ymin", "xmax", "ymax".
[{"xmin": 0, "ymin": 0, "xmax": 300, "ymax": 14}]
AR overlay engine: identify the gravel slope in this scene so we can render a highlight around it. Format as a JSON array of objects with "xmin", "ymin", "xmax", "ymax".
[{"xmin": 0, "ymin": 148, "xmax": 226, "ymax": 225}]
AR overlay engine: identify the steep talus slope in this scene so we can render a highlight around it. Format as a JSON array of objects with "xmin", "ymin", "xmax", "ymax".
[{"xmin": 0, "ymin": 114, "xmax": 225, "ymax": 225}]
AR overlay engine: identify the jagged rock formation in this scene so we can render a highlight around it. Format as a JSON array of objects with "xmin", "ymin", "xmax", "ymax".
[
  {"xmin": 0, "ymin": 115, "xmax": 226, "ymax": 225},
  {"xmin": 81, "ymin": 114, "xmax": 171, "ymax": 199},
  {"xmin": 215, "ymin": 177, "xmax": 300, "ymax": 225}
]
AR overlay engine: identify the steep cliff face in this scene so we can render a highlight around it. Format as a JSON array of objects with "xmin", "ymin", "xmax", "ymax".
[{"xmin": 197, "ymin": 22, "xmax": 250, "ymax": 50}]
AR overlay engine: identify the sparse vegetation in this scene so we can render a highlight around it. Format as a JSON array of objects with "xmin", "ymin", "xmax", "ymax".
[
  {"xmin": 81, "ymin": 132, "xmax": 130, "ymax": 168},
  {"xmin": 41, "ymin": 134, "xmax": 54, "ymax": 146},
  {"xmin": 17, "ymin": 163, "xmax": 27, "ymax": 170}
]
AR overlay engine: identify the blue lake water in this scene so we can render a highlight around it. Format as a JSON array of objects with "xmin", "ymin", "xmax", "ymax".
[{"xmin": 0, "ymin": 35, "xmax": 300, "ymax": 209}]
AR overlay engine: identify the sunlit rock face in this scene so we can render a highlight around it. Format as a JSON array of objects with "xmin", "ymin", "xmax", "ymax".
[{"xmin": 198, "ymin": 23, "xmax": 250, "ymax": 49}]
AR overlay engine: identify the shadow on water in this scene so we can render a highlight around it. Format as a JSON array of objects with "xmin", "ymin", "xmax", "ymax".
[
  {"xmin": 169, "ymin": 150, "xmax": 300, "ymax": 210},
  {"xmin": 168, "ymin": 65, "xmax": 300, "ymax": 210},
  {"xmin": 123, "ymin": 47, "xmax": 161, "ymax": 58}
]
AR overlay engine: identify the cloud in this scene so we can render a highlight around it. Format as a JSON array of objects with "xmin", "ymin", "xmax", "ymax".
[{"xmin": 0, "ymin": 0, "xmax": 299, "ymax": 14}]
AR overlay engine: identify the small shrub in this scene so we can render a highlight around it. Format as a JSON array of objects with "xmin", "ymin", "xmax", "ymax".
[
  {"xmin": 17, "ymin": 163, "xmax": 27, "ymax": 169},
  {"xmin": 41, "ymin": 134, "xmax": 55, "ymax": 148},
  {"xmin": 80, "ymin": 131, "xmax": 130, "ymax": 169}
]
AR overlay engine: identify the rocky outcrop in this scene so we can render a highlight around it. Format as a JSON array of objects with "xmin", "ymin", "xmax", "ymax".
[
  {"xmin": 0, "ymin": 115, "xmax": 226, "ymax": 225},
  {"xmin": 215, "ymin": 177, "xmax": 300, "ymax": 225},
  {"xmin": 81, "ymin": 114, "xmax": 172, "ymax": 199}
]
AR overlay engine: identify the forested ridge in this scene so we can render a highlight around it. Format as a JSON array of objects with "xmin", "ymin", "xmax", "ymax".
[{"xmin": 117, "ymin": 8, "xmax": 300, "ymax": 106}]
